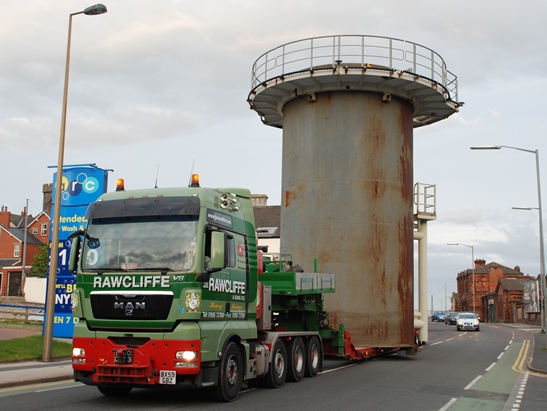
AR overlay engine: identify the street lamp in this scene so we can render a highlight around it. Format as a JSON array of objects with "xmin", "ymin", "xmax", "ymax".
[
  {"xmin": 447, "ymin": 243, "xmax": 475, "ymax": 313},
  {"xmin": 44, "ymin": 3, "xmax": 108, "ymax": 363},
  {"xmin": 471, "ymin": 145, "xmax": 546, "ymax": 336}
]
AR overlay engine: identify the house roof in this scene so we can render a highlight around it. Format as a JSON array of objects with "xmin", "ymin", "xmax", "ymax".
[
  {"xmin": 254, "ymin": 205, "xmax": 281, "ymax": 238},
  {"xmin": 10, "ymin": 211, "xmax": 49, "ymax": 229},
  {"xmin": 0, "ymin": 258, "xmax": 21, "ymax": 268},
  {"xmin": 464, "ymin": 262, "xmax": 522, "ymax": 276},
  {"xmin": 497, "ymin": 278, "xmax": 527, "ymax": 292},
  {"xmin": 10, "ymin": 213, "xmax": 32, "ymax": 228},
  {"xmin": 1, "ymin": 226, "xmax": 44, "ymax": 246}
]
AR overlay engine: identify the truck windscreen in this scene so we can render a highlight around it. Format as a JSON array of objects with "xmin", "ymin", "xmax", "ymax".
[{"xmin": 82, "ymin": 215, "xmax": 199, "ymax": 273}]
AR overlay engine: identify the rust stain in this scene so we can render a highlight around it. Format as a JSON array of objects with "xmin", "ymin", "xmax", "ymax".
[{"xmin": 284, "ymin": 190, "xmax": 294, "ymax": 208}]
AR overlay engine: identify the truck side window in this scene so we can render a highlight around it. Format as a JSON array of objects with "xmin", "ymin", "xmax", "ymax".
[{"xmin": 226, "ymin": 235, "xmax": 235, "ymax": 268}]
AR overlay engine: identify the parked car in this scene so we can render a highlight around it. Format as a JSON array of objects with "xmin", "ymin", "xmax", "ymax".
[
  {"xmin": 445, "ymin": 312, "xmax": 460, "ymax": 325},
  {"xmin": 456, "ymin": 312, "xmax": 480, "ymax": 331},
  {"xmin": 431, "ymin": 311, "xmax": 447, "ymax": 322}
]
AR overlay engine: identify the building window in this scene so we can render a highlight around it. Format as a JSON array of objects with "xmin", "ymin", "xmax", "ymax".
[
  {"xmin": 14, "ymin": 243, "xmax": 20, "ymax": 258},
  {"xmin": 41, "ymin": 223, "xmax": 48, "ymax": 236},
  {"xmin": 32, "ymin": 228, "xmax": 38, "ymax": 235}
]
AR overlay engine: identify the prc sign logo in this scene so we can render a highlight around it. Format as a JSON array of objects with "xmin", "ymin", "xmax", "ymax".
[
  {"xmin": 60, "ymin": 172, "xmax": 100, "ymax": 201},
  {"xmin": 52, "ymin": 166, "xmax": 107, "ymax": 207}
]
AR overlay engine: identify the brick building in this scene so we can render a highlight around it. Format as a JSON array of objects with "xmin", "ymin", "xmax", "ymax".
[
  {"xmin": 455, "ymin": 259, "xmax": 533, "ymax": 323},
  {"xmin": 0, "ymin": 206, "xmax": 50, "ymax": 296}
]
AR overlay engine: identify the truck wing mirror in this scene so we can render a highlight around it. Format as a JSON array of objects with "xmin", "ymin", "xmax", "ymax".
[
  {"xmin": 210, "ymin": 231, "xmax": 226, "ymax": 270},
  {"xmin": 68, "ymin": 235, "xmax": 81, "ymax": 274},
  {"xmin": 196, "ymin": 230, "xmax": 227, "ymax": 282}
]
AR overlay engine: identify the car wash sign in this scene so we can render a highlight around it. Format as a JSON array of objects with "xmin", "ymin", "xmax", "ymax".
[{"xmin": 48, "ymin": 164, "xmax": 109, "ymax": 337}]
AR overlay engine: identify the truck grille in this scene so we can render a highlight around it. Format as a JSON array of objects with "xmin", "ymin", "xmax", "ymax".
[{"xmin": 90, "ymin": 292, "xmax": 173, "ymax": 320}]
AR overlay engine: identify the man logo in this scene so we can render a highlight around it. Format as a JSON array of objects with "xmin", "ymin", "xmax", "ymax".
[{"xmin": 114, "ymin": 301, "xmax": 145, "ymax": 316}]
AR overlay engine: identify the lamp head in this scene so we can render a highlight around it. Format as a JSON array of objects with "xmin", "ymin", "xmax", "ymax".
[
  {"xmin": 469, "ymin": 145, "xmax": 502, "ymax": 150},
  {"xmin": 84, "ymin": 4, "xmax": 108, "ymax": 15}
]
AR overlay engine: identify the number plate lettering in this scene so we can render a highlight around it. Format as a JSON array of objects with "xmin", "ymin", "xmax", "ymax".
[{"xmin": 160, "ymin": 370, "xmax": 176, "ymax": 385}]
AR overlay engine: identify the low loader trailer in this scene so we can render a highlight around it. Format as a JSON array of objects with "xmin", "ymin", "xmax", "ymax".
[{"xmin": 69, "ymin": 175, "xmax": 417, "ymax": 401}]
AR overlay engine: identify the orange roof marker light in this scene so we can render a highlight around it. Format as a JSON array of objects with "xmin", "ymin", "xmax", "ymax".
[
  {"xmin": 116, "ymin": 178, "xmax": 125, "ymax": 191},
  {"xmin": 190, "ymin": 174, "xmax": 200, "ymax": 188}
]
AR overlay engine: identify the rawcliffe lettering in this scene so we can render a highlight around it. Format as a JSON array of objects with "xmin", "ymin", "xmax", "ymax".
[
  {"xmin": 207, "ymin": 278, "xmax": 245, "ymax": 294},
  {"xmin": 93, "ymin": 276, "xmax": 169, "ymax": 289}
]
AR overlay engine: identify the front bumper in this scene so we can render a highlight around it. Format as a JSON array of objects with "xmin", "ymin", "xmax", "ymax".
[{"xmin": 72, "ymin": 337, "xmax": 213, "ymax": 387}]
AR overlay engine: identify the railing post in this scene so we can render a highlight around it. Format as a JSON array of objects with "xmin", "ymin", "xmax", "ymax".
[
  {"xmin": 389, "ymin": 38, "xmax": 393, "ymax": 68},
  {"xmin": 413, "ymin": 43, "xmax": 417, "ymax": 73}
]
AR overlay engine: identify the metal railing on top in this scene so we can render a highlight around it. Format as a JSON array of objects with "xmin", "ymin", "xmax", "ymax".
[{"xmin": 251, "ymin": 35, "xmax": 458, "ymax": 102}]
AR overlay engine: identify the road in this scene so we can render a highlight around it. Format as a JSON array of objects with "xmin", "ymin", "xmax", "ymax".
[{"xmin": 0, "ymin": 322, "xmax": 545, "ymax": 410}]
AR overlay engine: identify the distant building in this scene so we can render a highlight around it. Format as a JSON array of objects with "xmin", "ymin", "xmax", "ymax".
[
  {"xmin": 0, "ymin": 206, "xmax": 50, "ymax": 296},
  {"xmin": 454, "ymin": 259, "xmax": 536, "ymax": 324},
  {"xmin": 252, "ymin": 194, "xmax": 280, "ymax": 253},
  {"xmin": 0, "ymin": 184, "xmax": 52, "ymax": 296}
]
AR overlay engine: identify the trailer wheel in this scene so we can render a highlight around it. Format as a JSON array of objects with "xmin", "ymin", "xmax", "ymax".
[
  {"xmin": 214, "ymin": 342, "xmax": 243, "ymax": 402},
  {"xmin": 304, "ymin": 336, "xmax": 321, "ymax": 378},
  {"xmin": 97, "ymin": 385, "xmax": 133, "ymax": 396},
  {"xmin": 259, "ymin": 339, "xmax": 287, "ymax": 388},
  {"xmin": 286, "ymin": 337, "xmax": 305, "ymax": 382}
]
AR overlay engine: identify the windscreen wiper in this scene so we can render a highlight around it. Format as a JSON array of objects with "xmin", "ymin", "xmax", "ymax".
[
  {"xmin": 124, "ymin": 267, "xmax": 174, "ymax": 275},
  {"xmin": 84, "ymin": 267, "xmax": 128, "ymax": 275}
]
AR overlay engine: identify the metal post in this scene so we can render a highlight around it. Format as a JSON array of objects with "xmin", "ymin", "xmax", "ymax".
[
  {"xmin": 534, "ymin": 149, "xmax": 547, "ymax": 335},
  {"xmin": 471, "ymin": 145, "xmax": 546, "ymax": 339},
  {"xmin": 43, "ymin": 4, "xmax": 107, "ymax": 362}
]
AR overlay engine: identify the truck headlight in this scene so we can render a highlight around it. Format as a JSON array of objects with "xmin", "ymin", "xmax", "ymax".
[
  {"xmin": 73, "ymin": 347, "xmax": 86, "ymax": 357},
  {"xmin": 176, "ymin": 351, "xmax": 198, "ymax": 361}
]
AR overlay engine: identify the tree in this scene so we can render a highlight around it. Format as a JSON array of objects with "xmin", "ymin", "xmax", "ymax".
[{"xmin": 30, "ymin": 244, "xmax": 49, "ymax": 276}]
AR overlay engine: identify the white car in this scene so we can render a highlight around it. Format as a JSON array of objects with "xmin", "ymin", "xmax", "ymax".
[{"xmin": 456, "ymin": 312, "xmax": 480, "ymax": 332}]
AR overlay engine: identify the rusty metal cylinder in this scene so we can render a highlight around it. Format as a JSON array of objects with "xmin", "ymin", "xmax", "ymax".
[{"xmin": 280, "ymin": 91, "xmax": 414, "ymax": 347}]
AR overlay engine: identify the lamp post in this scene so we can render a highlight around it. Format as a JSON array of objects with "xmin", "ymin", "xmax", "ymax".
[
  {"xmin": 447, "ymin": 243, "xmax": 475, "ymax": 313},
  {"xmin": 471, "ymin": 145, "xmax": 546, "ymax": 336},
  {"xmin": 43, "ymin": 3, "xmax": 108, "ymax": 363}
]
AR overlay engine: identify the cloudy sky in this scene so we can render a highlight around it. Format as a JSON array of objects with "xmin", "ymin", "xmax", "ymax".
[{"xmin": 2, "ymin": 0, "xmax": 547, "ymax": 311}]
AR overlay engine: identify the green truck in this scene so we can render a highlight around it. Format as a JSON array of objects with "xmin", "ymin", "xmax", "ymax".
[{"xmin": 70, "ymin": 176, "xmax": 407, "ymax": 401}]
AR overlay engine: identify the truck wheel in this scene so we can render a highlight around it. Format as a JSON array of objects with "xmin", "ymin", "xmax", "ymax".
[
  {"xmin": 304, "ymin": 336, "xmax": 321, "ymax": 377},
  {"xmin": 214, "ymin": 342, "xmax": 243, "ymax": 402},
  {"xmin": 259, "ymin": 339, "xmax": 287, "ymax": 388},
  {"xmin": 97, "ymin": 385, "xmax": 132, "ymax": 396},
  {"xmin": 286, "ymin": 337, "xmax": 305, "ymax": 382}
]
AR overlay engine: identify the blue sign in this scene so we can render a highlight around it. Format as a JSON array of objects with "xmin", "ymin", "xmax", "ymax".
[{"xmin": 47, "ymin": 165, "xmax": 110, "ymax": 338}]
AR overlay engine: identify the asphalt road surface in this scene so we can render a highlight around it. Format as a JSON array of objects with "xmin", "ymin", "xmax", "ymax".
[{"xmin": 0, "ymin": 322, "xmax": 545, "ymax": 411}]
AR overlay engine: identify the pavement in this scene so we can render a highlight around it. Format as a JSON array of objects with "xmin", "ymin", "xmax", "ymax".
[{"xmin": 0, "ymin": 324, "xmax": 545, "ymax": 390}]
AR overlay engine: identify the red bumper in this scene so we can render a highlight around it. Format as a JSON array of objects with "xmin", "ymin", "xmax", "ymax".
[{"xmin": 72, "ymin": 337, "xmax": 200, "ymax": 386}]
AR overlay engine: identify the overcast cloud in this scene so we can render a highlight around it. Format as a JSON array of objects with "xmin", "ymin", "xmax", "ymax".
[{"xmin": 2, "ymin": 0, "xmax": 547, "ymax": 310}]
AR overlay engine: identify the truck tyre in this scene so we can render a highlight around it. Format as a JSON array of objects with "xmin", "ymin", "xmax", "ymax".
[
  {"xmin": 259, "ymin": 339, "xmax": 287, "ymax": 388},
  {"xmin": 304, "ymin": 336, "xmax": 321, "ymax": 378},
  {"xmin": 214, "ymin": 342, "xmax": 243, "ymax": 402},
  {"xmin": 286, "ymin": 337, "xmax": 305, "ymax": 382},
  {"xmin": 97, "ymin": 385, "xmax": 133, "ymax": 396}
]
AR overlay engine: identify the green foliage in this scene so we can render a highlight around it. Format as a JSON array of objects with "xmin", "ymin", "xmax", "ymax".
[
  {"xmin": 0, "ymin": 335, "xmax": 72, "ymax": 362},
  {"xmin": 30, "ymin": 244, "xmax": 49, "ymax": 276}
]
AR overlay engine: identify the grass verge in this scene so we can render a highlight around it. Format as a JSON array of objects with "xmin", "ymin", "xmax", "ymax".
[{"xmin": 0, "ymin": 335, "xmax": 72, "ymax": 363}]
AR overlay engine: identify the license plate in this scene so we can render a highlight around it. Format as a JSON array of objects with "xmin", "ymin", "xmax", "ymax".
[
  {"xmin": 159, "ymin": 370, "xmax": 176, "ymax": 385},
  {"xmin": 114, "ymin": 349, "xmax": 133, "ymax": 364}
]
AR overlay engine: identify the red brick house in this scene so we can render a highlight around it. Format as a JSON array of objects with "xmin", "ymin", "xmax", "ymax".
[
  {"xmin": 0, "ymin": 206, "xmax": 49, "ymax": 296},
  {"xmin": 455, "ymin": 259, "xmax": 533, "ymax": 323},
  {"xmin": 483, "ymin": 278, "xmax": 534, "ymax": 323}
]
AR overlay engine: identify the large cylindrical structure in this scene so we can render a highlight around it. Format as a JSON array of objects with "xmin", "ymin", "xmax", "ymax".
[
  {"xmin": 282, "ymin": 91, "xmax": 414, "ymax": 346},
  {"xmin": 248, "ymin": 35, "xmax": 460, "ymax": 349}
]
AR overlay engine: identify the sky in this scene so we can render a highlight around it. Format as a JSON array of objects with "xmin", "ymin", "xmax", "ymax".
[{"xmin": 2, "ymin": 0, "xmax": 547, "ymax": 312}]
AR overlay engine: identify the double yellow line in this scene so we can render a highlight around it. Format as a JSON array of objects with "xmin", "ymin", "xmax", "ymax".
[{"xmin": 512, "ymin": 339, "xmax": 546, "ymax": 378}]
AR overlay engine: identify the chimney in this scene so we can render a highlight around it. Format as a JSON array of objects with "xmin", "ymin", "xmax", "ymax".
[
  {"xmin": 0, "ymin": 206, "xmax": 12, "ymax": 228},
  {"xmin": 43, "ymin": 183, "xmax": 53, "ymax": 213},
  {"xmin": 251, "ymin": 194, "xmax": 268, "ymax": 207},
  {"xmin": 474, "ymin": 259, "xmax": 486, "ymax": 269}
]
